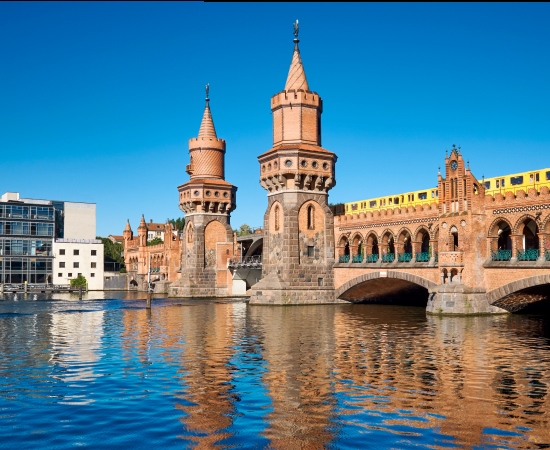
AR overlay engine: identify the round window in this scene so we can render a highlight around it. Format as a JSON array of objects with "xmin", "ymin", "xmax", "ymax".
[
  {"xmin": 262, "ymin": 165, "xmax": 266, "ymax": 172},
  {"xmin": 193, "ymin": 190, "xmax": 200, "ymax": 196},
  {"xmin": 205, "ymin": 190, "xmax": 211, "ymax": 196},
  {"xmin": 215, "ymin": 191, "xmax": 220, "ymax": 197},
  {"xmin": 285, "ymin": 159, "xmax": 292, "ymax": 167},
  {"xmin": 322, "ymin": 162, "xmax": 329, "ymax": 170},
  {"xmin": 312, "ymin": 161, "xmax": 318, "ymax": 168},
  {"xmin": 301, "ymin": 160, "xmax": 307, "ymax": 168},
  {"xmin": 223, "ymin": 192, "xmax": 228, "ymax": 198}
]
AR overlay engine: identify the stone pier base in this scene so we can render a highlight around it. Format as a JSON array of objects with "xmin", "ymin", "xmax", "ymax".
[
  {"xmin": 248, "ymin": 273, "xmax": 346, "ymax": 305},
  {"xmin": 427, "ymin": 284, "xmax": 507, "ymax": 315}
]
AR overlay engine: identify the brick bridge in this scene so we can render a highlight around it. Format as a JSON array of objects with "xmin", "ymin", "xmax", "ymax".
[{"xmin": 237, "ymin": 149, "xmax": 550, "ymax": 314}]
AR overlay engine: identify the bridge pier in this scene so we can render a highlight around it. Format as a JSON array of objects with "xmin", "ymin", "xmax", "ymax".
[{"xmin": 427, "ymin": 284, "xmax": 507, "ymax": 315}]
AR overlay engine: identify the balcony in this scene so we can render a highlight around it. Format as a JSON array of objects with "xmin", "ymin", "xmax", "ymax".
[
  {"xmin": 185, "ymin": 164, "xmax": 194, "ymax": 175},
  {"xmin": 352, "ymin": 254, "xmax": 363, "ymax": 263},
  {"xmin": 438, "ymin": 251, "xmax": 464, "ymax": 267},
  {"xmin": 339, "ymin": 255, "xmax": 350, "ymax": 263}
]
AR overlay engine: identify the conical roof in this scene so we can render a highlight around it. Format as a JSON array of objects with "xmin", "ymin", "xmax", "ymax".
[
  {"xmin": 285, "ymin": 44, "xmax": 309, "ymax": 91},
  {"xmin": 197, "ymin": 102, "xmax": 217, "ymax": 139}
]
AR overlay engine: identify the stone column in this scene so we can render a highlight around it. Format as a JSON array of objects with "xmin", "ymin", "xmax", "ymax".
[
  {"xmin": 488, "ymin": 236, "xmax": 498, "ymax": 260},
  {"xmin": 538, "ymin": 232, "xmax": 548, "ymax": 261},
  {"xmin": 510, "ymin": 233, "xmax": 522, "ymax": 262}
]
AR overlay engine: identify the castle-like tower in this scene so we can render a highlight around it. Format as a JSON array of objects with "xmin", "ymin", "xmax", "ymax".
[
  {"xmin": 169, "ymin": 88, "xmax": 238, "ymax": 297},
  {"xmin": 249, "ymin": 22, "xmax": 341, "ymax": 304}
]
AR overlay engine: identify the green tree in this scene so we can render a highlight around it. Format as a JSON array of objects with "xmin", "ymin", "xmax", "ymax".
[
  {"xmin": 147, "ymin": 237, "xmax": 164, "ymax": 246},
  {"xmin": 98, "ymin": 237, "xmax": 125, "ymax": 264},
  {"xmin": 70, "ymin": 274, "xmax": 87, "ymax": 288},
  {"xmin": 167, "ymin": 217, "xmax": 185, "ymax": 232},
  {"xmin": 235, "ymin": 224, "xmax": 253, "ymax": 236}
]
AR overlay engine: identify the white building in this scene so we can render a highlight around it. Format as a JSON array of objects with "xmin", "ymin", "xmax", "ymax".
[{"xmin": 52, "ymin": 239, "xmax": 104, "ymax": 290}]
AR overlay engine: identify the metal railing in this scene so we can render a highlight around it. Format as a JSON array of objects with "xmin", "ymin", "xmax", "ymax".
[
  {"xmin": 491, "ymin": 249, "xmax": 512, "ymax": 261},
  {"xmin": 352, "ymin": 254, "xmax": 363, "ymax": 263},
  {"xmin": 382, "ymin": 253, "xmax": 395, "ymax": 263},
  {"xmin": 546, "ymin": 250, "xmax": 550, "ymax": 262},
  {"xmin": 366, "ymin": 254, "xmax": 379, "ymax": 263},
  {"xmin": 339, "ymin": 255, "xmax": 350, "ymax": 263},
  {"xmin": 398, "ymin": 252, "xmax": 412, "ymax": 262},
  {"xmin": 415, "ymin": 252, "xmax": 430, "ymax": 262},
  {"xmin": 517, "ymin": 249, "xmax": 539, "ymax": 261},
  {"xmin": 228, "ymin": 255, "xmax": 262, "ymax": 268}
]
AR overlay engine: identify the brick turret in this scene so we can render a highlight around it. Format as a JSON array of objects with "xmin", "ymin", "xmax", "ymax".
[
  {"xmin": 250, "ymin": 21, "xmax": 341, "ymax": 305},
  {"xmin": 170, "ymin": 86, "xmax": 238, "ymax": 298}
]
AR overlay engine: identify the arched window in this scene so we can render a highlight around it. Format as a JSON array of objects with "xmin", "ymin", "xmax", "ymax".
[
  {"xmin": 450, "ymin": 226, "xmax": 459, "ymax": 250},
  {"xmin": 307, "ymin": 205, "xmax": 315, "ymax": 230},
  {"xmin": 274, "ymin": 205, "xmax": 280, "ymax": 231}
]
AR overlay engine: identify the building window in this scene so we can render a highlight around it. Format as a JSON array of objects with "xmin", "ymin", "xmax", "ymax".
[
  {"xmin": 91, "ymin": 262, "xmax": 96, "ymax": 268},
  {"xmin": 59, "ymin": 249, "xmax": 65, "ymax": 255},
  {"xmin": 73, "ymin": 262, "xmax": 79, "ymax": 268},
  {"xmin": 91, "ymin": 273, "xmax": 95, "ymax": 277},
  {"xmin": 59, "ymin": 262, "xmax": 65, "ymax": 268},
  {"xmin": 73, "ymin": 249, "xmax": 79, "ymax": 256},
  {"xmin": 307, "ymin": 246, "xmax": 315, "ymax": 257},
  {"xmin": 68, "ymin": 273, "xmax": 72, "ymax": 277},
  {"xmin": 78, "ymin": 273, "xmax": 82, "ymax": 277},
  {"xmin": 58, "ymin": 273, "xmax": 62, "ymax": 277},
  {"xmin": 307, "ymin": 205, "xmax": 315, "ymax": 230},
  {"xmin": 91, "ymin": 250, "xmax": 97, "ymax": 256},
  {"xmin": 274, "ymin": 205, "xmax": 280, "ymax": 231}
]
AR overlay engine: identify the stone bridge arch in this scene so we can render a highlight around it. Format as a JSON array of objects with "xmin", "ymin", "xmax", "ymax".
[
  {"xmin": 335, "ymin": 270, "xmax": 438, "ymax": 300},
  {"xmin": 486, "ymin": 274, "xmax": 550, "ymax": 311}
]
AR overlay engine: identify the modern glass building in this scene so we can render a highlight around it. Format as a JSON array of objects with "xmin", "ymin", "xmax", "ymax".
[{"xmin": 0, "ymin": 194, "xmax": 55, "ymax": 283}]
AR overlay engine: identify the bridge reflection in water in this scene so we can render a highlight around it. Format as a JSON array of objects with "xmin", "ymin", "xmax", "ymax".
[{"xmin": 1, "ymin": 294, "xmax": 549, "ymax": 448}]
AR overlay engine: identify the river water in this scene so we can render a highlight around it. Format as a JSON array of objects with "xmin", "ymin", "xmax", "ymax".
[{"xmin": 0, "ymin": 292, "xmax": 549, "ymax": 449}]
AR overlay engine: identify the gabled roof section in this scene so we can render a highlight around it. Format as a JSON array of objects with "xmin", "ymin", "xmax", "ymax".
[{"xmin": 285, "ymin": 44, "xmax": 309, "ymax": 91}]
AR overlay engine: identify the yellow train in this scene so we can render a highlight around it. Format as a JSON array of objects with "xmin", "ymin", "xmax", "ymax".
[
  {"xmin": 343, "ymin": 167, "xmax": 550, "ymax": 215},
  {"xmin": 483, "ymin": 168, "xmax": 550, "ymax": 196},
  {"xmin": 344, "ymin": 187, "xmax": 439, "ymax": 215}
]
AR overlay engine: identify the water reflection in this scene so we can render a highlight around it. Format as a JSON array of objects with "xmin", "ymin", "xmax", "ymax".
[{"xmin": 0, "ymin": 295, "xmax": 549, "ymax": 448}]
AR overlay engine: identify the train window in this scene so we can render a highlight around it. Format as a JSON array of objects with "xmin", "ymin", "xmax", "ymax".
[
  {"xmin": 389, "ymin": 198, "xmax": 393, "ymax": 205},
  {"xmin": 394, "ymin": 197, "xmax": 399, "ymax": 204},
  {"xmin": 351, "ymin": 203, "xmax": 358, "ymax": 211},
  {"xmin": 419, "ymin": 192, "xmax": 427, "ymax": 200},
  {"xmin": 484, "ymin": 181, "xmax": 491, "ymax": 189},
  {"xmin": 369, "ymin": 200, "xmax": 376, "ymax": 208},
  {"xmin": 546, "ymin": 171, "xmax": 550, "ymax": 181},
  {"xmin": 510, "ymin": 176, "xmax": 523, "ymax": 185},
  {"xmin": 496, "ymin": 180, "xmax": 499, "ymax": 188},
  {"xmin": 501, "ymin": 178, "xmax": 505, "ymax": 187},
  {"xmin": 536, "ymin": 173, "xmax": 539, "ymax": 182}
]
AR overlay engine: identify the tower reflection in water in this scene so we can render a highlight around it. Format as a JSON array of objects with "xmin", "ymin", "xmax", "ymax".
[{"xmin": 119, "ymin": 301, "xmax": 550, "ymax": 448}]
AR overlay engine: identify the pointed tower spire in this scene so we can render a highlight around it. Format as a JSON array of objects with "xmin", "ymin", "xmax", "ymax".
[
  {"xmin": 197, "ymin": 83, "xmax": 217, "ymax": 139},
  {"xmin": 284, "ymin": 20, "xmax": 309, "ymax": 91}
]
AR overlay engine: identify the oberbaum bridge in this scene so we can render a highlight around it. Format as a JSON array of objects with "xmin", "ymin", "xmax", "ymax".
[{"xmin": 123, "ymin": 23, "xmax": 550, "ymax": 315}]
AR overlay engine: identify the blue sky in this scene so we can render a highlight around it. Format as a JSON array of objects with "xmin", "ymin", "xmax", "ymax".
[{"xmin": 1, "ymin": 3, "xmax": 549, "ymax": 236}]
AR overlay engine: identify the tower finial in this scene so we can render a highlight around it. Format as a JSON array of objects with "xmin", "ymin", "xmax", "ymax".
[
  {"xmin": 205, "ymin": 83, "xmax": 210, "ymax": 102},
  {"xmin": 293, "ymin": 19, "xmax": 299, "ymax": 44}
]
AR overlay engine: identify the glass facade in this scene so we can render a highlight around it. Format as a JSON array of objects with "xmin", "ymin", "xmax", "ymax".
[{"xmin": 0, "ymin": 201, "xmax": 55, "ymax": 285}]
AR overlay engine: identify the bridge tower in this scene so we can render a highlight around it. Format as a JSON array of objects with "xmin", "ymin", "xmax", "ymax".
[
  {"xmin": 249, "ymin": 21, "xmax": 341, "ymax": 304},
  {"xmin": 169, "ymin": 87, "xmax": 238, "ymax": 297}
]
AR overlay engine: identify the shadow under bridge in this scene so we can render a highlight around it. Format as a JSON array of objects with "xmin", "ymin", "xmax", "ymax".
[{"xmin": 336, "ymin": 271, "xmax": 438, "ymax": 306}]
